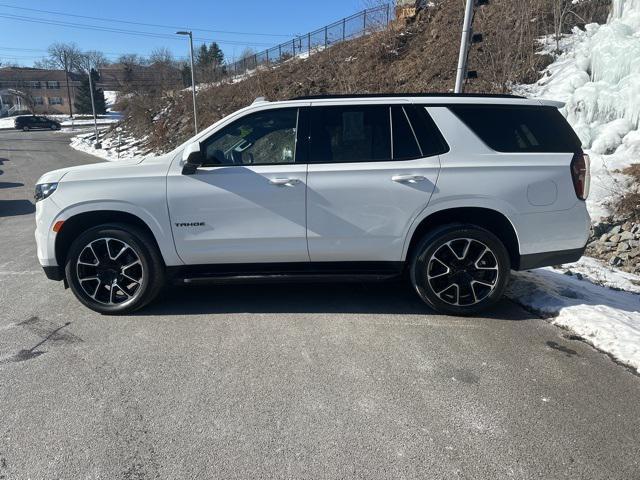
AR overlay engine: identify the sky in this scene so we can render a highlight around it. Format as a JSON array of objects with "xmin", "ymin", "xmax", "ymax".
[{"xmin": 0, "ymin": 0, "xmax": 370, "ymax": 66}]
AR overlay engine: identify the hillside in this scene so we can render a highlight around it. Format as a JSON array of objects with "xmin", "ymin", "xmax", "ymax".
[{"xmin": 113, "ymin": 0, "xmax": 609, "ymax": 152}]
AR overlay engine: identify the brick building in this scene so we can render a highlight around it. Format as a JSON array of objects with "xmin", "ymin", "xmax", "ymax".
[{"xmin": 0, "ymin": 67, "xmax": 81, "ymax": 116}]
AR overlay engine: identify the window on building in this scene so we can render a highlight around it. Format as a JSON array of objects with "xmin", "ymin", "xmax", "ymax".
[
  {"xmin": 48, "ymin": 97, "xmax": 63, "ymax": 105},
  {"xmin": 33, "ymin": 96, "xmax": 44, "ymax": 105},
  {"xmin": 27, "ymin": 81, "xmax": 41, "ymax": 89},
  {"xmin": 46, "ymin": 81, "xmax": 60, "ymax": 89}
]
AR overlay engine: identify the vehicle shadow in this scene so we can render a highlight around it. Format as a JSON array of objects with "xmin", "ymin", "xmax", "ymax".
[
  {"xmin": 0, "ymin": 199, "xmax": 35, "ymax": 217},
  {"xmin": 136, "ymin": 280, "xmax": 530, "ymax": 320}
]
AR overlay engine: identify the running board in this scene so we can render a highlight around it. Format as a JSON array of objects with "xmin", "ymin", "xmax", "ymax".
[{"xmin": 175, "ymin": 272, "xmax": 399, "ymax": 286}]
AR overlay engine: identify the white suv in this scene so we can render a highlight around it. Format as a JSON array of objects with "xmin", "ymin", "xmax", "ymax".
[{"xmin": 34, "ymin": 94, "xmax": 591, "ymax": 315}]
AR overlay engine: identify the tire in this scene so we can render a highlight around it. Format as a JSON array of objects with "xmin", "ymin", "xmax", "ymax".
[
  {"xmin": 22, "ymin": 126, "xmax": 29, "ymax": 132},
  {"xmin": 65, "ymin": 224, "xmax": 165, "ymax": 314},
  {"xmin": 409, "ymin": 224, "xmax": 510, "ymax": 316}
]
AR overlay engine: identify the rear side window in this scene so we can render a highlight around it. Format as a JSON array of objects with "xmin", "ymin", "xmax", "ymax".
[
  {"xmin": 450, "ymin": 105, "xmax": 581, "ymax": 153},
  {"xmin": 391, "ymin": 106, "xmax": 422, "ymax": 160},
  {"xmin": 406, "ymin": 105, "xmax": 449, "ymax": 156},
  {"xmin": 309, "ymin": 106, "xmax": 390, "ymax": 163}
]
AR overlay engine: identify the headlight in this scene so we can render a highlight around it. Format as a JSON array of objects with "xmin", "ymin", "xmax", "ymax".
[{"xmin": 34, "ymin": 183, "xmax": 58, "ymax": 202}]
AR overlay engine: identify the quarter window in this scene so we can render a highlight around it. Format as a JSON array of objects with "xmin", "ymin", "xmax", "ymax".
[
  {"xmin": 392, "ymin": 106, "xmax": 422, "ymax": 160},
  {"xmin": 309, "ymin": 105, "xmax": 391, "ymax": 163},
  {"xmin": 450, "ymin": 105, "xmax": 582, "ymax": 153},
  {"xmin": 202, "ymin": 108, "xmax": 298, "ymax": 166}
]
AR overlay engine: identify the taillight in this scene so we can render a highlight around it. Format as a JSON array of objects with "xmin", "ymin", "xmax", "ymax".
[{"xmin": 570, "ymin": 151, "xmax": 590, "ymax": 200}]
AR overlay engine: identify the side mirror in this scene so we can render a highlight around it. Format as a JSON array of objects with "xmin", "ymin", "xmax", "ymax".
[{"xmin": 181, "ymin": 142, "xmax": 204, "ymax": 175}]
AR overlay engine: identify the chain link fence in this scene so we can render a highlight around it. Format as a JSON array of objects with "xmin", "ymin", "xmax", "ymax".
[{"xmin": 225, "ymin": 5, "xmax": 393, "ymax": 77}]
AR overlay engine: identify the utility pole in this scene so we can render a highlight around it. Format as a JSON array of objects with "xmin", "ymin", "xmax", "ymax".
[
  {"xmin": 454, "ymin": 0, "xmax": 475, "ymax": 93},
  {"xmin": 177, "ymin": 30, "xmax": 198, "ymax": 134},
  {"xmin": 87, "ymin": 68, "xmax": 101, "ymax": 148},
  {"xmin": 63, "ymin": 51, "xmax": 74, "ymax": 118}
]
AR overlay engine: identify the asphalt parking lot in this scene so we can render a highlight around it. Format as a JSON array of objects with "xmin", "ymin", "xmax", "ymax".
[{"xmin": 1, "ymin": 130, "xmax": 639, "ymax": 479}]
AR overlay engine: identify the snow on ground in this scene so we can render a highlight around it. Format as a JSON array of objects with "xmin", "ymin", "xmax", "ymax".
[
  {"xmin": 104, "ymin": 91, "xmax": 119, "ymax": 111},
  {"xmin": 508, "ymin": 265, "xmax": 640, "ymax": 372},
  {"xmin": 0, "ymin": 112, "xmax": 122, "ymax": 129},
  {"xmin": 70, "ymin": 128, "xmax": 149, "ymax": 161},
  {"xmin": 510, "ymin": 0, "xmax": 640, "ymax": 372}
]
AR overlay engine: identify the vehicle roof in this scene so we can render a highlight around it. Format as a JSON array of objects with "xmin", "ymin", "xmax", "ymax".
[
  {"xmin": 292, "ymin": 93, "xmax": 523, "ymax": 100},
  {"xmin": 252, "ymin": 94, "xmax": 564, "ymax": 108}
]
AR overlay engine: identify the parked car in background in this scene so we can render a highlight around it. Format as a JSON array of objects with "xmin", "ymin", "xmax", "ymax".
[
  {"xmin": 15, "ymin": 115, "xmax": 61, "ymax": 131},
  {"xmin": 33, "ymin": 94, "xmax": 591, "ymax": 315}
]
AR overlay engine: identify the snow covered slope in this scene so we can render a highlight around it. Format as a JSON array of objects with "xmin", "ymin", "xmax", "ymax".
[{"xmin": 516, "ymin": 0, "xmax": 640, "ymax": 219}]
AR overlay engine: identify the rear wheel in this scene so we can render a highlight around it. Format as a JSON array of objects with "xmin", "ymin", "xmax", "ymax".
[
  {"xmin": 410, "ymin": 224, "xmax": 510, "ymax": 316},
  {"xmin": 22, "ymin": 126, "xmax": 29, "ymax": 132},
  {"xmin": 65, "ymin": 224, "xmax": 165, "ymax": 314}
]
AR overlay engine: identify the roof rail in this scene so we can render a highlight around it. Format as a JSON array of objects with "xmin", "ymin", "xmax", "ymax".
[
  {"xmin": 252, "ymin": 96, "xmax": 268, "ymax": 104},
  {"xmin": 291, "ymin": 92, "xmax": 525, "ymax": 100}
]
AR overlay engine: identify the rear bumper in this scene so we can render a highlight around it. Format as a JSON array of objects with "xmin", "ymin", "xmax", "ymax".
[{"xmin": 517, "ymin": 245, "xmax": 586, "ymax": 271}]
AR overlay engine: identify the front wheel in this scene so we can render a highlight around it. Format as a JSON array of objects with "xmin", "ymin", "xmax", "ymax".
[
  {"xmin": 65, "ymin": 224, "xmax": 165, "ymax": 314},
  {"xmin": 410, "ymin": 224, "xmax": 510, "ymax": 316}
]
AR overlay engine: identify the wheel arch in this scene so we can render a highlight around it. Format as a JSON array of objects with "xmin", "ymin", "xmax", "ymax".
[
  {"xmin": 55, "ymin": 210, "xmax": 166, "ymax": 269},
  {"xmin": 404, "ymin": 207, "xmax": 521, "ymax": 269}
]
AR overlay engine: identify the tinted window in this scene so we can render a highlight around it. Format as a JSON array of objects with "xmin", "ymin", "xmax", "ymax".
[
  {"xmin": 392, "ymin": 106, "xmax": 422, "ymax": 160},
  {"xmin": 406, "ymin": 105, "xmax": 449, "ymax": 156},
  {"xmin": 309, "ymin": 106, "xmax": 390, "ymax": 163},
  {"xmin": 202, "ymin": 108, "xmax": 298, "ymax": 166},
  {"xmin": 450, "ymin": 105, "xmax": 581, "ymax": 153}
]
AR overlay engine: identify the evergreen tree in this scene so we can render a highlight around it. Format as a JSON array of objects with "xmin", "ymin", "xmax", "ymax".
[
  {"xmin": 181, "ymin": 63, "xmax": 192, "ymax": 88},
  {"xmin": 74, "ymin": 69, "xmax": 106, "ymax": 115},
  {"xmin": 196, "ymin": 42, "xmax": 224, "ymax": 68}
]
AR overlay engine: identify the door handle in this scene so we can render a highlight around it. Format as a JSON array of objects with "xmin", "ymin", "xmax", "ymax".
[
  {"xmin": 392, "ymin": 174, "xmax": 426, "ymax": 183},
  {"xmin": 269, "ymin": 178, "xmax": 300, "ymax": 186}
]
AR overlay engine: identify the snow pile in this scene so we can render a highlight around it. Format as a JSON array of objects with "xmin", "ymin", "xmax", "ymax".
[
  {"xmin": 516, "ymin": 0, "xmax": 640, "ymax": 219},
  {"xmin": 104, "ymin": 91, "xmax": 119, "ymax": 112},
  {"xmin": 508, "ymin": 264, "xmax": 640, "ymax": 372},
  {"xmin": 70, "ymin": 128, "xmax": 149, "ymax": 162}
]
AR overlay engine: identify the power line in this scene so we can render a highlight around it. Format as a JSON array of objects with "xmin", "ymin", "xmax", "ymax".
[
  {"xmin": 0, "ymin": 3, "xmax": 295, "ymax": 38},
  {"xmin": 0, "ymin": 13, "xmax": 275, "ymax": 47}
]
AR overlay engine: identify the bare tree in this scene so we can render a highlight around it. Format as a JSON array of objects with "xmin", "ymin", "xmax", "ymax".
[
  {"xmin": 148, "ymin": 47, "xmax": 174, "ymax": 66},
  {"xmin": 82, "ymin": 50, "xmax": 109, "ymax": 70},
  {"xmin": 35, "ymin": 43, "xmax": 83, "ymax": 117}
]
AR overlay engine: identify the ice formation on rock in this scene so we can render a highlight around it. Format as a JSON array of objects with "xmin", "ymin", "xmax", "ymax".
[{"xmin": 516, "ymin": 0, "xmax": 640, "ymax": 218}]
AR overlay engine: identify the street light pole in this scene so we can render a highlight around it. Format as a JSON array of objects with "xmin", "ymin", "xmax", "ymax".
[
  {"xmin": 454, "ymin": 0, "xmax": 475, "ymax": 93},
  {"xmin": 177, "ymin": 30, "xmax": 198, "ymax": 134}
]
